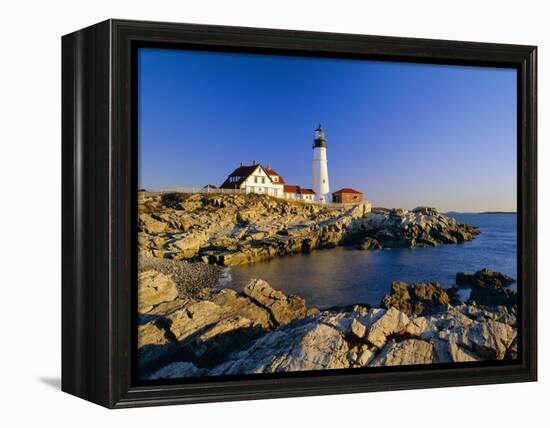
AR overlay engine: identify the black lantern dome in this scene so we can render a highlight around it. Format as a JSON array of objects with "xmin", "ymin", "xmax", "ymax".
[{"xmin": 313, "ymin": 124, "xmax": 327, "ymax": 148}]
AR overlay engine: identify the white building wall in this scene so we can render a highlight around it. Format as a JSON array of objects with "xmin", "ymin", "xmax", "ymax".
[
  {"xmin": 239, "ymin": 166, "xmax": 284, "ymax": 196},
  {"xmin": 312, "ymin": 147, "xmax": 330, "ymax": 203}
]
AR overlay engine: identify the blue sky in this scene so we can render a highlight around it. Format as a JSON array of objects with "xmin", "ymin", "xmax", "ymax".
[{"xmin": 138, "ymin": 48, "xmax": 517, "ymax": 212}]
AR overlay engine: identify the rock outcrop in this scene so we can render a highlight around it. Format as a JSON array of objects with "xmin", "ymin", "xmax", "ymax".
[
  {"xmin": 380, "ymin": 281, "xmax": 450, "ymax": 316},
  {"xmin": 456, "ymin": 268, "xmax": 515, "ymax": 288},
  {"xmin": 346, "ymin": 206, "xmax": 480, "ymax": 249},
  {"xmin": 138, "ymin": 193, "xmax": 479, "ymax": 267},
  {"xmin": 456, "ymin": 268, "xmax": 517, "ymax": 308},
  {"xmin": 138, "ymin": 274, "xmax": 518, "ymax": 380}
]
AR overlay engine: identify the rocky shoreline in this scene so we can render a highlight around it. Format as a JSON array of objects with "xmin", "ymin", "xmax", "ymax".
[
  {"xmin": 137, "ymin": 267, "xmax": 517, "ymax": 380},
  {"xmin": 138, "ymin": 193, "xmax": 480, "ymax": 267}
]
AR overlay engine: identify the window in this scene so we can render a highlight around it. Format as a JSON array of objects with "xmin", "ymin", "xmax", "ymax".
[
  {"xmin": 261, "ymin": 177, "xmax": 265, "ymax": 184},
  {"xmin": 254, "ymin": 177, "xmax": 258, "ymax": 183}
]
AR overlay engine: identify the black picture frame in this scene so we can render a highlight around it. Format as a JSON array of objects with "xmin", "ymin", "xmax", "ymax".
[{"xmin": 62, "ymin": 19, "xmax": 537, "ymax": 408}]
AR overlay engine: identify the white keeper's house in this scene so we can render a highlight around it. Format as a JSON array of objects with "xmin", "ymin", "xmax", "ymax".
[{"xmin": 219, "ymin": 161, "xmax": 316, "ymax": 202}]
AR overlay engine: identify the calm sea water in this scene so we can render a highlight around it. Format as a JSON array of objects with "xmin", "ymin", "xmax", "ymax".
[{"xmin": 224, "ymin": 213, "xmax": 517, "ymax": 308}]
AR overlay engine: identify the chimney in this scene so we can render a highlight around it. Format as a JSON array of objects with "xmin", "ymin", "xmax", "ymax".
[
  {"xmin": 253, "ymin": 160, "xmax": 257, "ymax": 166},
  {"xmin": 240, "ymin": 161, "xmax": 243, "ymax": 167}
]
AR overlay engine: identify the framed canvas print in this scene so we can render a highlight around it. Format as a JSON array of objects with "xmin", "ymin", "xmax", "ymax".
[{"xmin": 62, "ymin": 19, "xmax": 537, "ymax": 408}]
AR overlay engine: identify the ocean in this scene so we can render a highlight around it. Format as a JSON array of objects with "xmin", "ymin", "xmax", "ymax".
[{"xmin": 225, "ymin": 213, "xmax": 517, "ymax": 308}]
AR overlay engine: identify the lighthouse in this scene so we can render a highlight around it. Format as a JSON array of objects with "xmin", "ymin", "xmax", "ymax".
[{"xmin": 312, "ymin": 125, "xmax": 330, "ymax": 203}]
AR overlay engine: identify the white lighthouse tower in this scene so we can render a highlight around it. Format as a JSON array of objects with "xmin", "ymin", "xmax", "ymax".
[{"xmin": 312, "ymin": 125, "xmax": 330, "ymax": 203}]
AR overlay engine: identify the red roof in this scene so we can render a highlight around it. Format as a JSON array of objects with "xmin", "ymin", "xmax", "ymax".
[
  {"xmin": 283, "ymin": 185, "xmax": 316, "ymax": 195},
  {"xmin": 332, "ymin": 188, "xmax": 362, "ymax": 195},
  {"xmin": 283, "ymin": 185, "xmax": 300, "ymax": 193},
  {"xmin": 264, "ymin": 166, "xmax": 286, "ymax": 184}
]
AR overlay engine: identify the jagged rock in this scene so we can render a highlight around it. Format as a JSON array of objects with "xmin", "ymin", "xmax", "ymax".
[
  {"xmin": 366, "ymin": 307, "xmax": 410, "ymax": 348},
  {"xmin": 138, "ymin": 213, "xmax": 168, "ymax": 234},
  {"xmin": 346, "ymin": 206, "xmax": 479, "ymax": 250},
  {"xmin": 138, "ymin": 193, "xmax": 477, "ymax": 266},
  {"xmin": 370, "ymin": 339, "xmax": 434, "ymax": 366},
  {"xmin": 356, "ymin": 237, "xmax": 381, "ymax": 250},
  {"xmin": 356, "ymin": 345, "xmax": 376, "ymax": 366},
  {"xmin": 211, "ymin": 288, "xmax": 272, "ymax": 329},
  {"xmin": 350, "ymin": 318, "xmax": 367, "ymax": 339},
  {"xmin": 456, "ymin": 268, "xmax": 515, "ymax": 288},
  {"xmin": 380, "ymin": 282, "xmax": 411, "ymax": 313},
  {"xmin": 138, "ymin": 270, "xmax": 179, "ymax": 313},
  {"xmin": 210, "ymin": 319, "xmax": 350, "ymax": 375},
  {"xmin": 381, "ymin": 281, "xmax": 450, "ymax": 316},
  {"xmin": 432, "ymin": 338, "xmax": 482, "ymax": 363},
  {"xmin": 446, "ymin": 319, "xmax": 516, "ymax": 360},
  {"xmin": 138, "ymin": 320, "xmax": 170, "ymax": 348},
  {"xmin": 505, "ymin": 337, "xmax": 518, "ymax": 360},
  {"xmin": 167, "ymin": 301, "xmax": 235, "ymax": 341},
  {"xmin": 468, "ymin": 286, "xmax": 517, "ymax": 308},
  {"xmin": 405, "ymin": 316, "xmax": 438, "ymax": 340},
  {"xmin": 147, "ymin": 362, "xmax": 208, "ymax": 379},
  {"xmin": 242, "ymin": 279, "xmax": 307, "ymax": 326}
]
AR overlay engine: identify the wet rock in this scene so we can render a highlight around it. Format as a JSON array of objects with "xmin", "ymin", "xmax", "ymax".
[
  {"xmin": 456, "ymin": 268, "xmax": 515, "ymax": 288},
  {"xmin": 468, "ymin": 286, "xmax": 517, "ymax": 308},
  {"xmin": 356, "ymin": 237, "xmax": 382, "ymax": 250}
]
